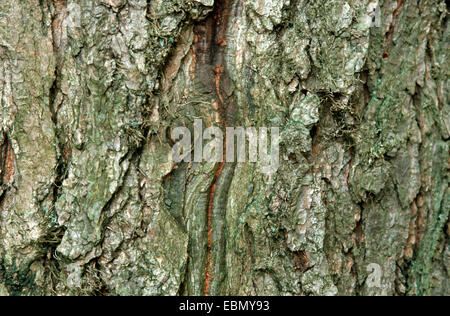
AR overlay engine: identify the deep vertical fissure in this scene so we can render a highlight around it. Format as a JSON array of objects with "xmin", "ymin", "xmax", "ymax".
[{"xmin": 190, "ymin": 0, "xmax": 236, "ymax": 295}]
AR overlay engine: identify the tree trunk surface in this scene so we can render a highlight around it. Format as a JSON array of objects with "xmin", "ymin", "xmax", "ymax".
[{"xmin": 0, "ymin": 0, "xmax": 448, "ymax": 296}]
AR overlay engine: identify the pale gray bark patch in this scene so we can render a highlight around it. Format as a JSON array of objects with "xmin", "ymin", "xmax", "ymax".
[{"xmin": 0, "ymin": 0, "xmax": 448, "ymax": 296}]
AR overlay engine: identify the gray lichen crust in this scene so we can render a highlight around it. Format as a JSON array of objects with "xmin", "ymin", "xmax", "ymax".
[{"xmin": 0, "ymin": 0, "xmax": 448, "ymax": 296}]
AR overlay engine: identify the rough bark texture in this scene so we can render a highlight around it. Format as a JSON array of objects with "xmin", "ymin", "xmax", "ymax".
[{"xmin": 0, "ymin": 0, "xmax": 448, "ymax": 296}]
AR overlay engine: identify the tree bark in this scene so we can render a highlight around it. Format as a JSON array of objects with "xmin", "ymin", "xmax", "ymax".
[{"xmin": 0, "ymin": 0, "xmax": 448, "ymax": 296}]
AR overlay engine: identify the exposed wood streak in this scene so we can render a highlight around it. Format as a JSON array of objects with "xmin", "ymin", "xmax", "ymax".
[
  {"xmin": 204, "ymin": 157, "xmax": 225, "ymax": 295},
  {"xmin": 384, "ymin": 0, "xmax": 406, "ymax": 57},
  {"xmin": 214, "ymin": 65, "xmax": 225, "ymax": 105},
  {"xmin": 2, "ymin": 136, "xmax": 15, "ymax": 185},
  {"xmin": 198, "ymin": 0, "xmax": 234, "ymax": 296}
]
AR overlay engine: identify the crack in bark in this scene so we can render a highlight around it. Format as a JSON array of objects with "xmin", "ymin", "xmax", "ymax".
[
  {"xmin": 0, "ymin": 132, "xmax": 14, "ymax": 187},
  {"xmin": 204, "ymin": 160, "xmax": 224, "ymax": 295},
  {"xmin": 383, "ymin": 0, "xmax": 406, "ymax": 58},
  {"xmin": 0, "ymin": 133, "xmax": 14, "ymax": 224},
  {"xmin": 189, "ymin": 0, "xmax": 237, "ymax": 296},
  {"xmin": 49, "ymin": 0, "xmax": 69, "ymax": 226}
]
